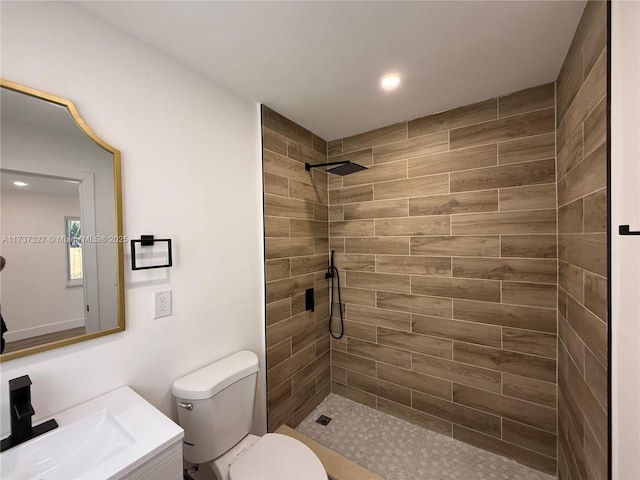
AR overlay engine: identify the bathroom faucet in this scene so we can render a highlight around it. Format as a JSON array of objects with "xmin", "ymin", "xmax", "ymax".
[{"xmin": 0, "ymin": 375, "xmax": 58, "ymax": 452}]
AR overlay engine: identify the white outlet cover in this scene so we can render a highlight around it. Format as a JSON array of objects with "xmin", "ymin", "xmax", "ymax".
[{"xmin": 153, "ymin": 290, "xmax": 172, "ymax": 319}]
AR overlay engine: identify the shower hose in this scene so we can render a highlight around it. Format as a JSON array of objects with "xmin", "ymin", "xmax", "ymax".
[{"xmin": 327, "ymin": 250, "xmax": 344, "ymax": 339}]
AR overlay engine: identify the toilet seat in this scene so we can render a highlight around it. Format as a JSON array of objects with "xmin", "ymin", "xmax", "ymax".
[{"xmin": 229, "ymin": 433, "xmax": 326, "ymax": 480}]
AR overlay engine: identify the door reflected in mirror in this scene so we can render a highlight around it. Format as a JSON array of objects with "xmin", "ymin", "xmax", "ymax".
[{"xmin": 0, "ymin": 79, "xmax": 125, "ymax": 361}]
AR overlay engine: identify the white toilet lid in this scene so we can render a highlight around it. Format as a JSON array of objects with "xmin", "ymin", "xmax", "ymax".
[{"xmin": 229, "ymin": 433, "xmax": 326, "ymax": 480}]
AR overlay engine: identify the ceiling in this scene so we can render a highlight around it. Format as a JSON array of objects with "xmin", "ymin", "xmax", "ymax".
[{"xmin": 77, "ymin": 1, "xmax": 585, "ymax": 141}]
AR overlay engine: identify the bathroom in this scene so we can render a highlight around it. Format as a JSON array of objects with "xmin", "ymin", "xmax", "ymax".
[{"xmin": 0, "ymin": 1, "xmax": 638, "ymax": 479}]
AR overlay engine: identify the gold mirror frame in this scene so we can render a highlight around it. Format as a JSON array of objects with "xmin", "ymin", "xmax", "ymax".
[{"xmin": 0, "ymin": 79, "xmax": 125, "ymax": 361}]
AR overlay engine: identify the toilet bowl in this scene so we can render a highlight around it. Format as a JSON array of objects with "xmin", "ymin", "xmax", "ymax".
[{"xmin": 172, "ymin": 350, "xmax": 326, "ymax": 480}]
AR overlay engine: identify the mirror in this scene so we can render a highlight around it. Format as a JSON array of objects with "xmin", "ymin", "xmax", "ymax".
[{"xmin": 0, "ymin": 79, "xmax": 125, "ymax": 361}]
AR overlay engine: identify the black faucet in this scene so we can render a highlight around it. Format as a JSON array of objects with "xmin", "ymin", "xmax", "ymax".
[{"xmin": 1, "ymin": 375, "xmax": 58, "ymax": 452}]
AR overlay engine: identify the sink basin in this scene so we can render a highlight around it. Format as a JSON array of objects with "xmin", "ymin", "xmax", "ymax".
[{"xmin": 0, "ymin": 386, "xmax": 183, "ymax": 479}]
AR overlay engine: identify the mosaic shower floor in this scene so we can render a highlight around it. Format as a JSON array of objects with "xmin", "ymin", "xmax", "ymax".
[{"xmin": 297, "ymin": 393, "xmax": 555, "ymax": 480}]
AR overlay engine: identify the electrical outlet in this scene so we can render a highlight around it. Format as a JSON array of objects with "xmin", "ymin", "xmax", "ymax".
[{"xmin": 153, "ymin": 290, "xmax": 172, "ymax": 319}]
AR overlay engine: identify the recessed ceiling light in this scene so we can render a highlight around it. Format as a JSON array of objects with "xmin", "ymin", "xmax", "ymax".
[
  {"xmin": 13, "ymin": 181, "xmax": 28, "ymax": 187},
  {"xmin": 380, "ymin": 74, "xmax": 401, "ymax": 91}
]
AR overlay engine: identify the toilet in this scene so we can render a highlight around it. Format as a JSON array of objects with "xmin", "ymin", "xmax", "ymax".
[{"xmin": 172, "ymin": 350, "xmax": 327, "ymax": 480}]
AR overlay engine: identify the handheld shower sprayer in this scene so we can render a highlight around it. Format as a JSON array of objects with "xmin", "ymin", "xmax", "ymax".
[{"xmin": 326, "ymin": 250, "xmax": 344, "ymax": 339}]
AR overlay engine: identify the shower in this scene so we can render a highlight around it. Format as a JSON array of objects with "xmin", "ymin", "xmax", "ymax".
[
  {"xmin": 305, "ymin": 161, "xmax": 368, "ymax": 176},
  {"xmin": 326, "ymin": 250, "xmax": 344, "ymax": 339}
]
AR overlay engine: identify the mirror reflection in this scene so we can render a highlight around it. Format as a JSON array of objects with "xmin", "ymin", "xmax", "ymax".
[{"xmin": 0, "ymin": 80, "xmax": 125, "ymax": 360}]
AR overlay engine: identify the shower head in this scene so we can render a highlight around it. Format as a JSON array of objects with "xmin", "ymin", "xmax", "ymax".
[{"xmin": 305, "ymin": 160, "xmax": 368, "ymax": 176}]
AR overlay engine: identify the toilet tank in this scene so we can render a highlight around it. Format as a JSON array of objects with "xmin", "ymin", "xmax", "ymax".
[{"xmin": 172, "ymin": 350, "xmax": 259, "ymax": 464}]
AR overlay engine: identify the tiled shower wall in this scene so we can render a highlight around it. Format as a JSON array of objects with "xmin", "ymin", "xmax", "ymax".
[
  {"xmin": 262, "ymin": 106, "xmax": 332, "ymax": 431},
  {"xmin": 556, "ymin": 2, "xmax": 608, "ymax": 479},
  {"xmin": 327, "ymin": 84, "xmax": 559, "ymax": 475}
]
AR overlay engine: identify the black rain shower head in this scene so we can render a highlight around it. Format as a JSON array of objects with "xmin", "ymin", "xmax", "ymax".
[{"xmin": 305, "ymin": 160, "xmax": 368, "ymax": 176}]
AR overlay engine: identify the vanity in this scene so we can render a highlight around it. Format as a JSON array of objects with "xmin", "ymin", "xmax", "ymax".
[{"xmin": 0, "ymin": 387, "xmax": 184, "ymax": 479}]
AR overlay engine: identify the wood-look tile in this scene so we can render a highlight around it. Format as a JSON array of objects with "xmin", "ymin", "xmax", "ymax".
[
  {"xmin": 558, "ymin": 199, "xmax": 584, "ymax": 234},
  {"xmin": 266, "ymin": 310, "xmax": 314, "ymax": 348},
  {"xmin": 266, "ymin": 274, "xmax": 315, "ymax": 305},
  {"xmin": 412, "ymin": 352, "xmax": 501, "ymax": 393},
  {"xmin": 453, "ymin": 425, "xmax": 557, "ymax": 475},
  {"xmin": 450, "ymin": 108, "xmax": 555, "ymax": 151},
  {"xmin": 374, "ymin": 174, "xmax": 449, "ymax": 201},
  {"xmin": 331, "ymin": 382, "xmax": 378, "ymax": 408},
  {"xmin": 584, "ymin": 422, "xmax": 608, "ymax": 480},
  {"xmin": 454, "ymin": 342, "xmax": 556, "ymax": 384},
  {"xmin": 412, "ymin": 390, "xmax": 501, "ymax": 437},
  {"xmin": 264, "ymin": 172, "xmax": 289, "ymax": 197},
  {"xmin": 315, "ymin": 334, "xmax": 330, "ymax": 358},
  {"xmin": 373, "ymin": 131, "xmax": 448, "ymax": 164},
  {"xmin": 345, "ymin": 237, "xmax": 410, "ymax": 255},
  {"xmin": 453, "ymin": 299, "xmax": 556, "ymax": 333},
  {"xmin": 346, "ymin": 271, "xmax": 410, "ymax": 294},
  {"xmin": 263, "ymin": 126, "xmax": 288, "ymax": 156},
  {"xmin": 342, "ymin": 122, "xmax": 407, "ymax": 153},
  {"xmin": 558, "ymin": 43, "xmax": 584, "ymax": 124},
  {"xmin": 291, "ymin": 382, "xmax": 330, "ymax": 427},
  {"xmin": 290, "ymin": 254, "xmax": 328, "ymax": 277},
  {"xmin": 347, "ymin": 337, "xmax": 412, "ymax": 368},
  {"xmin": 566, "ymin": 295, "xmax": 607, "ymax": 366},
  {"xmin": 583, "ymin": 1, "xmax": 607, "ymax": 76},
  {"xmin": 347, "ymin": 370, "xmax": 412, "ymax": 406},
  {"xmin": 408, "ymin": 144, "xmax": 497, "ymax": 178},
  {"xmin": 558, "ymin": 314, "xmax": 585, "ymax": 375},
  {"xmin": 266, "ymin": 298, "xmax": 291, "ymax": 326},
  {"xmin": 289, "ymin": 178, "xmax": 328, "ymax": 205},
  {"xmin": 332, "ymin": 365, "xmax": 347, "ymax": 384},
  {"xmin": 329, "ymin": 184, "xmax": 374, "ymax": 205},
  {"xmin": 584, "ymin": 271, "xmax": 607, "ymax": 322},
  {"xmin": 584, "ymin": 96, "xmax": 607, "ymax": 158},
  {"xmin": 566, "ymin": 143, "xmax": 607, "ymax": 202},
  {"xmin": 262, "ymin": 106, "xmax": 312, "ymax": 148},
  {"xmin": 499, "ymin": 184, "xmax": 556, "ymax": 212},
  {"xmin": 265, "ymin": 238, "xmax": 314, "ymax": 259},
  {"xmin": 411, "ymin": 235, "xmax": 500, "ymax": 257},
  {"xmin": 498, "ymin": 83, "xmax": 555, "ymax": 118},
  {"xmin": 315, "ymin": 237, "xmax": 329, "ymax": 255},
  {"xmin": 451, "ymin": 209, "xmax": 556, "ymax": 235},
  {"xmin": 344, "ymin": 199, "xmax": 408, "ymax": 220},
  {"xmin": 329, "ymin": 237, "xmax": 345, "ymax": 253},
  {"xmin": 377, "ymin": 327, "xmax": 453, "ymax": 359},
  {"xmin": 290, "ymin": 219, "xmax": 328, "ymax": 238},
  {"xmin": 267, "ymin": 338, "xmax": 292, "ymax": 369},
  {"xmin": 562, "ymin": 233, "xmax": 607, "ymax": 277},
  {"xmin": 312, "ymin": 134, "xmax": 327, "ymax": 155},
  {"xmin": 584, "ymin": 349, "xmax": 607, "ymax": 411},
  {"xmin": 557, "ymin": 122, "xmax": 583, "ymax": 180},
  {"xmin": 264, "ymin": 194, "xmax": 314, "ymax": 220},
  {"xmin": 266, "ymin": 258, "xmax": 290, "ymax": 282},
  {"xmin": 376, "ymin": 397, "xmax": 452, "ymax": 435},
  {"xmin": 583, "ymin": 188, "xmax": 607, "ymax": 233},
  {"xmin": 287, "ymin": 138, "xmax": 326, "ymax": 166},
  {"xmin": 408, "ymin": 98, "xmax": 497, "ymax": 137},
  {"xmin": 377, "ymin": 291, "xmax": 452, "ymax": 318},
  {"xmin": 453, "ymin": 383, "xmax": 556, "ymax": 433},
  {"xmin": 346, "ymin": 304, "xmax": 411, "ymax": 331},
  {"xmin": 328, "ymin": 148, "xmax": 375, "ymax": 170},
  {"xmin": 291, "ymin": 293, "xmax": 307, "ymax": 315},
  {"xmin": 410, "ymin": 190, "xmax": 498, "ymax": 216},
  {"xmin": 292, "ymin": 352, "xmax": 330, "ymax": 392},
  {"xmin": 563, "ymin": 49, "xmax": 606, "ymax": 136},
  {"xmin": 502, "ymin": 282, "xmax": 557, "ymax": 309},
  {"xmin": 502, "ymin": 372, "xmax": 557, "ymax": 409},
  {"xmin": 328, "ymin": 139, "xmax": 342, "ymax": 156},
  {"xmin": 338, "ymin": 287, "xmax": 376, "ymax": 307},
  {"xmin": 376, "ymin": 255, "xmax": 451, "ymax": 276},
  {"xmin": 264, "ymin": 149, "xmax": 313, "ymax": 186},
  {"xmin": 377, "ymin": 362, "xmax": 452, "ymax": 399},
  {"xmin": 498, "ymin": 132, "xmax": 556, "ymax": 165},
  {"xmin": 341, "ymin": 321, "xmax": 377, "ymax": 343},
  {"xmin": 264, "ymin": 216, "xmax": 290, "ymax": 238},
  {"xmin": 501, "ymin": 235, "xmax": 557, "ymax": 259},
  {"xmin": 267, "ymin": 344, "xmax": 316, "ymax": 389},
  {"xmin": 333, "ymin": 253, "xmax": 375, "ymax": 272},
  {"xmin": 329, "ymin": 205, "xmax": 344, "ymax": 222},
  {"xmin": 330, "ymin": 220, "xmax": 375, "ymax": 237},
  {"xmin": 453, "ymin": 257, "xmax": 557, "ymax": 283},
  {"xmin": 557, "ymin": 175, "xmax": 568, "ymax": 209},
  {"xmin": 450, "ymin": 159, "xmax": 556, "ymax": 193},
  {"xmin": 343, "ymin": 160, "xmax": 408, "ymax": 187},
  {"xmin": 375, "ymin": 215, "xmax": 450, "ymax": 236},
  {"xmin": 331, "ymin": 349, "xmax": 377, "ymax": 376},
  {"xmin": 558, "ymin": 288, "xmax": 568, "ymax": 321},
  {"xmin": 502, "ymin": 327, "xmax": 557, "ymax": 359},
  {"xmin": 411, "ymin": 276, "xmax": 500, "ymax": 302},
  {"xmin": 412, "ymin": 314, "xmax": 502, "ymax": 348}
]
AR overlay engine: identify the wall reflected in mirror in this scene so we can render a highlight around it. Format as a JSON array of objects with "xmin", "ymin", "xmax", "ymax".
[{"xmin": 0, "ymin": 80, "xmax": 125, "ymax": 360}]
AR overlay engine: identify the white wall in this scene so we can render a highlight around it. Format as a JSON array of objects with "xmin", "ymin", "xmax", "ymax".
[
  {"xmin": 0, "ymin": 1, "xmax": 266, "ymax": 436},
  {"xmin": 611, "ymin": 1, "xmax": 640, "ymax": 479},
  {"xmin": 1, "ymin": 187, "xmax": 84, "ymax": 336}
]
